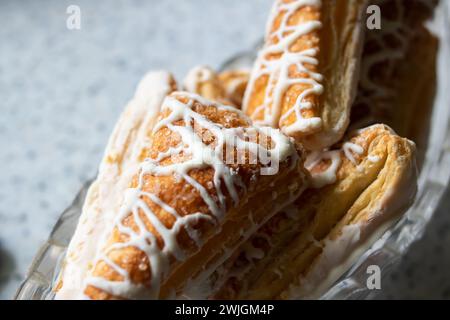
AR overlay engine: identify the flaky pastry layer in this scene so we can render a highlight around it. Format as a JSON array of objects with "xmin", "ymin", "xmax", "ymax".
[
  {"xmin": 208, "ymin": 124, "xmax": 416, "ymax": 299},
  {"xmin": 60, "ymin": 89, "xmax": 308, "ymax": 300},
  {"xmin": 218, "ymin": 69, "xmax": 250, "ymax": 108},
  {"xmin": 183, "ymin": 65, "xmax": 233, "ymax": 106},
  {"xmin": 55, "ymin": 71, "xmax": 177, "ymax": 299},
  {"xmin": 243, "ymin": 0, "xmax": 367, "ymax": 150},
  {"xmin": 351, "ymin": 0, "xmax": 438, "ymax": 167}
]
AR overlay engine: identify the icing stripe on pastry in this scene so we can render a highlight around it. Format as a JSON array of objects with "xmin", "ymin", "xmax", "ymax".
[
  {"xmin": 207, "ymin": 124, "xmax": 416, "ymax": 300},
  {"xmin": 218, "ymin": 69, "xmax": 250, "ymax": 108},
  {"xmin": 351, "ymin": 0, "xmax": 438, "ymax": 133},
  {"xmin": 55, "ymin": 71, "xmax": 177, "ymax": 299},
  {"xmin": 243, "ymin": 0, "xmax": 367, "ymax": 150},
  {"xmin": 244, "ymin": 0, "xmax": 324, "ymax": 133},
  {"xmin": 78, "ymin": 92, "xmax": 307, "ymax": 299},
  {"xmin": 183, "ymin": 66, "xmax": 232, "ymax": 105}
]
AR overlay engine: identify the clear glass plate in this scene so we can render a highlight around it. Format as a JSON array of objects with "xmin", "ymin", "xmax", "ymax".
[{"xmin": 14, "ymin": 2, "xmax": 450, "ymax": 300}]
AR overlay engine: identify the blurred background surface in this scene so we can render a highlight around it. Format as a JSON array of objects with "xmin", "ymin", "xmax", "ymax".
[{"xmin": 0, "ymin": 0, "xmax": 449, "ymax": 299}]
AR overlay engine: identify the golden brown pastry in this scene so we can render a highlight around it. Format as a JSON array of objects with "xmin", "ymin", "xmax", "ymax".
[
  {"xmin": 53, "ymin": 0, "xmax": 432, "ymax": 301},
  {"xmin": 55, "ymin": 70, "xmax": 177, "ymax": 298},
  {"xmin": 243, "ymin": 0, "xmax": 367, "ymax": 150},
  {"xmin": 351, "ymin": 0, "xmax": 438, "ymax": 167},
  {"xmin": 218, "ymin": 69, "xmax": 250, "ymax": 108},
  {"xmin": 206, "ymin": 124, "xmax": 417, "ymax": 300},
  {"xmin": 56, "ymin": 89, "xmax": 309, "ymax": 300},
  {"xmin": 183, "ymin": 65, "xmax": 232, "ymax": 105}
]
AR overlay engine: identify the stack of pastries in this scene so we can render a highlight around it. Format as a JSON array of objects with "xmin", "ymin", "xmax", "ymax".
[{"xmin": 54, "ymin": 0, "xmax": 438, "ymax": 299}]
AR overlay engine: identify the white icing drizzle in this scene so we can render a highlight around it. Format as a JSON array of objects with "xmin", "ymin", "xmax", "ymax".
[
  {"xmin": 360, "ymin": 2, "xmax": 409, "ymax": 95},
  {"xmin": 368, "ymin": 154, "xmax": 380, "ymax": 163},
  {"xmin": 183, "ymin": 65, "xmax": 215, "ymax": 93},
  {"xmin": 222, "ymin": 70, "xmax": 250, "ymax": 105},
  {"xmin": 224, "ymin": 72, "xmax": 248, "ymax": 96},
  {"xmin": 305, "ymin": 150, "xmax": 342, "ymax": 188},
  {"xmin": 182, "ymin": 187, "xmax": 301, "ymax": 300},
  {"xmin": 353, "ymin": 0, "xmax": 435, "ymax": 128},
  {"xmin": 81, "ymin": 91, "xmax": 298, "ymax": 299},
  {"xmin": 286, "ymin": 223, "xmax": 362, "ymax": 299},
  {"xmin": 243, "ymin": 0, "xmax": 323, "ymax": 133},
  {"xmin": 343, "ymin": 142, "xmax": 364, "ymax": 165},
  {"xmin": 55, "ymin": 71, "xmax": 174, "ymax": 300},
  {"xmin": 242, "ymin": 241, "xmax": 265, "ymax": 261}
]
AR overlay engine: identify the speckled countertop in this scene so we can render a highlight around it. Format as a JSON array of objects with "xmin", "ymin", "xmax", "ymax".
[{"xmin": 0, "ymin": 0, "xmax": 449, "ymax": 300}]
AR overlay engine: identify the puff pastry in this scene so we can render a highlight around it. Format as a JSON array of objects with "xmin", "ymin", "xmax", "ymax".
[
  {"xmin": 243, "ymin": 0, "xmax": 367, "ymax": 150},
  {"xmin": 207, "ymin": 124, "xmax": 417, "ymax": 299},
  {"xmin": 351, "ymin": 0, "xmax": 438, "ymax": 167},
  {"xmin": 54, "ymin": 0, "xmax": 429, "ymax": 301},
  {"xmin": 56, "ymin": 88, "xmax": 308, "ymax": 299},
  {"xmin": 183, "ymin": 66, "xmax": 232, "ymax": 105},
  {"xmin": 55, "ymin": 70, "xmax": 177, "ymax": 299},
  {"xmin": 218, "ymin": 69, "xmax": 250, "ymax": 108}
]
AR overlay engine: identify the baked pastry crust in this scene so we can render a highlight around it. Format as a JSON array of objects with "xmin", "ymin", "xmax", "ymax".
[
  {"xmin": 55, "ymin": 71, "xmax": 177, "ymax": 299},
  {"xmin": 57, "ymin": 89, "xmax": 308, "ymax": 299},
  {"xmin": 183, "ymin": 66, "xmax": 232, "ymax": 105},
  {"xmin": 218, "ymin": 69, "xmax": 250, "ymax": 108},
  {"xmin": 351, "ymin": 0, "xmax": 438, "ymax": 167},
  {"xmin": 54, "ymin": 0, "xmax": 431, "ymax": 301},
  {"xmin": 209, "ymin": 124, "xmax": 417, "ymax": 299},
  {"xmin": 243, "ymin": 0, "xmax": 367, "ymax": 150}
]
